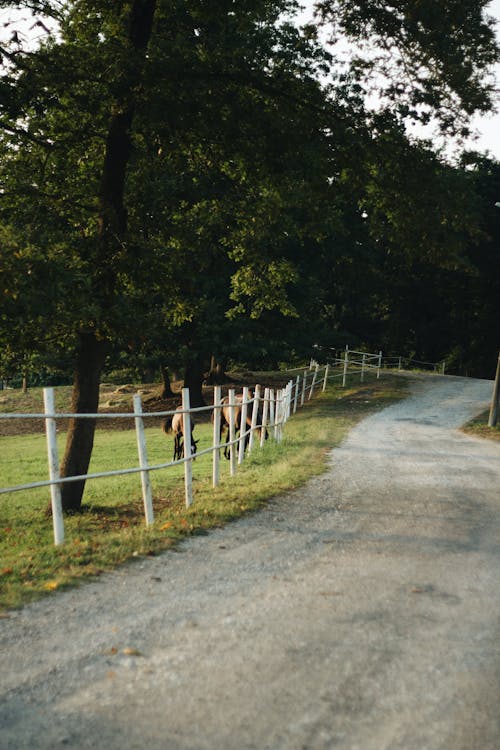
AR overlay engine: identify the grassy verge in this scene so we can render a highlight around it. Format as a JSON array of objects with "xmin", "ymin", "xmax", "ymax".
[
  {"xmin": 461, "ymin": 410, "xmax": 500, "ymax": 442},
  {"xmin": 0, "ymin": 373, "xmax": 408, "ymax": 612}
]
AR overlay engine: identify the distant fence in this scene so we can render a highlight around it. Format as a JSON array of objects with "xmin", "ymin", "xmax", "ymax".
[
  {"xmin": 318, "ymin": 345, "xmax": 446, "ymax": 375},
  {"xmin": 0, "ymin": 349, "xmax": 407, "ymax": 545}
]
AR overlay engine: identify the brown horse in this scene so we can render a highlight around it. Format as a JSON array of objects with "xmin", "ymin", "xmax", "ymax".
[
  {"xmin": 215, "ymin": 392, "xmax": 268, "ymax": 459},
  {"xmin": 163, "ymin": 406, "xmax": 198, "ymax": 461}
]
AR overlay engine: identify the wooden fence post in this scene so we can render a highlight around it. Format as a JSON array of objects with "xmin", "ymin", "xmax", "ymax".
[
  {"xmin": 308, "ymin": 364, "xmax": 319, "ymax": 400},
  {"xmin": 488, "ymin": 352, "xmax": 500, "ymax": 427},
  {"xmin": 286, "ymin": 380, "xmax": 293, "ymax": 419},
  {"xmin": 269, "ymin": 388, "xmax": 276, "ymax": 435},
  {"xmin": 322, "ymin": 364, "xmax": 329, "ymax": 392},
  {"xmin": 248, "ymin": 384, "xmax": 260, "ymax": 453},
  {"xmin": 133, "ymin": 394, "xmax": 154, "ymax": 526},
  {"xmin": 377, "ymin": 350, "xmax": 382, "ymax": 379},
  {"xmin": 294, "ymin": 375, "xmax": 300, "ymax": 413},
  {"xmin": 181, "ymin": 388, "xmax": 193, "ymax": 507},
  {"xmin": 261, "ymin": 388, "xmax": 270, "ymax": 447},
  {"xmin": 238, "ymin": 387, "xmax": 249, "ymax": 464},
  {"xmin": 361, "ymin": 353, "xmax": 366, "ymax": 382},
  {"xmin": 228, "ymin": 388, "xmax": 237, "ymax": 476},
  {"xmin": 43, "ymin": 387, "xmax": 64, "ymax": 545},
  {"xmin": 301, "ymin": 371, "xmax": 307, "ymax": 406},
  {"xmin": 212, "ymin": 385, "xmax": 222, "ymax": 487},
  {"xmin": 276, "ymin": 389, "xmax": 284, "ymax": 443},
  {"xmin": 342, "ymin": 348, "xmax": 349, "ymax": 387}
]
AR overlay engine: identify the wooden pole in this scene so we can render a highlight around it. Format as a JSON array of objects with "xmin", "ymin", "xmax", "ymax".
[
  {"xmin": 322, "ymin": 364, "xmax": 329, "ymax": 392},
  {"xmin": 342, "ymin": 348, "xmax": 349, "ymax": 387},
  {"xmin": 43, "ymin": 388, "xmax": 65, "ymax": 545},
  {"xmin": 228, "ymin": 388, "xmax": 237, "ymax": 476},
  {"xmin": 294, "ymin": 375, "xmax": 300, "ymax": 413},
  {"xmin": 488, "ymin": 352, "xmax": 500, "ymax": 427},
  {"xmin": 308, "ymin": 364, "xmax": 319, "ymax": 400},
  {"xmin": 133, "ymin": 393, "xmax": 154, "ymax": 525},
  {"xmin": 248, "ymin": 384, "xmax": 261, "ymax": 453},
  {"xmin": 238, "ymin": 387, "xmax": 249, "ymax": 464},
  {"xmin": 212, "ymin": 385, "xmax": 221, "ymax": 487},
  {"xmin": 181, "ymin": 388, "xmax": 193, "ymax": 507},
  {"xmin": 261, "ymin": 388, "xmax": 270, "ymax": 448},
  {"xmin": 301, "ymin": 371, "xmax": 307, "ymax": 406}
]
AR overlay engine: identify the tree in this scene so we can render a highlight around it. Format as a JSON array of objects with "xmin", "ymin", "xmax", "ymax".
[{"xmin": 0, "ymin": 0, "xmax": 498, "ymax": 512}]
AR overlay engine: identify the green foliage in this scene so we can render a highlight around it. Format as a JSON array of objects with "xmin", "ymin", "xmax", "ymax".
[{"xmin": 0, "ymin": 0, "xmax": 498, "ymax": 380}]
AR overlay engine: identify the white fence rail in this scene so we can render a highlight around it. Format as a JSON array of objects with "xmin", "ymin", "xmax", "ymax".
[{"xmin": 1, "ymin": 352, "xmax": 393, "ymax": 545}]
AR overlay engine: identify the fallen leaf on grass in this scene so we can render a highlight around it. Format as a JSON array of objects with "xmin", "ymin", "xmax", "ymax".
[{"xmin": 44, "ymin": 580, "xmax": 59, "ymax": 591}]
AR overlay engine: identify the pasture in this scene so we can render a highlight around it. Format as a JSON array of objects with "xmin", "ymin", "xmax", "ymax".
[{"xmin": 0, "ymin": 373, "xmax": 408, "ymax": 611}]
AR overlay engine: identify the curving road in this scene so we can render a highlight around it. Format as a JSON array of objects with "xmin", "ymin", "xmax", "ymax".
[{"xmin": 1, "ymin": 375, "xmax": 499, "ymax": 750}]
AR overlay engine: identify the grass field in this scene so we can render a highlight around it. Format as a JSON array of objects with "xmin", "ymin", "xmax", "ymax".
[{"xmin": 0, "ymin": 372, "xmax": 409, "ymax": 612}]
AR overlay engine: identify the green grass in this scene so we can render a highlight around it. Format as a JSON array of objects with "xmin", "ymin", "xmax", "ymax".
[
  {"xmin": 462, "ymin": 410, "xmax": 500, "ymax": 441},
  {"xmin": 0, "ymin": 373, "xmax": 409, "ymax": 612}
]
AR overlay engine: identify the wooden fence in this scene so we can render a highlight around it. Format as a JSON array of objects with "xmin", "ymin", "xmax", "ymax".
[{"xmin": 0, "ymin": 350, "xmax": 391, "ymax": 545}]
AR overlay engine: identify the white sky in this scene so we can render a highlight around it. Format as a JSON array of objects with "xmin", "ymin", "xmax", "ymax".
[{"xmin": 297, "ymin": 0, "xmax": 500, "ymax": 160}]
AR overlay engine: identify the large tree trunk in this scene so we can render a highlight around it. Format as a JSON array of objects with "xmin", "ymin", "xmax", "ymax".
[
  {"xmin": 184, "ymin": 356, "xmax": 206, "ymax": 407},
  {"xmin": 59, "ymin": 333, "xmax": 107, "ymax": 511},
  {"xmin": 205, "ymin": 354, "xmax": 229, "ymax": 385},
  {"xmin": 55, "ymin": 0, "xmax": 157, "ymax": 512},
  {"xmin": 160, "ymin": 366, "xmax": 175, "ymax": 399}
]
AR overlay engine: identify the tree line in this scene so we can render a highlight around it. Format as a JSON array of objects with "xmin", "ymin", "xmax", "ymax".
[{"xmin": 1, "ymin": 0, "xmax": 499, "ymax": 510}]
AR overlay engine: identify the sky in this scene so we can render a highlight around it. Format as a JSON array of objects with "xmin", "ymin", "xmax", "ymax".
[{"xmin": 298, "ymin": 0, "xmax": 500, "ymax": 160}]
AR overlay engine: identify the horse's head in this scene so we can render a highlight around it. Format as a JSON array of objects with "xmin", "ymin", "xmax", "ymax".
[{"xmin": 191, "ymin": 438, "xmax": 199, "ymax": 458}]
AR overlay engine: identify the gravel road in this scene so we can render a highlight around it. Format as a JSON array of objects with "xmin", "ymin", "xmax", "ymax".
[{"xmin": 1, "ymin": 374, "xmax": 499, "ymax": 750}]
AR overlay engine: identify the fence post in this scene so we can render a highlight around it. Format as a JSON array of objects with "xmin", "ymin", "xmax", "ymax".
[
  {"xmin": 361, "ymin": 353, "xmax": 366, "ymax": 382},
  {"xmin": 301, "ymin": 371, "xmax": 307, "ymax": 406},
  {"xmin": 43, "ymin": 387, "xmax": 64, "ymax": 546},
  {"xmin": 398, "ymin": 356, "xmax": 402, "ymax": 371},
  {"xmin": 269, "ymin": 389, "xmax": 276, "ymax": 437},
  {"xmin": 133, "ymin": 394, "xmax": 154, "ymax": 526},
  {"xmin": 275, "ymin": 389, "xmax": 283, "ymax": 443},
  {"xmin": 248, "ymin": 384, "xmax": 260, "ymax": 453},
  {"xmin": 212, "ymin": 385, "xmax": 222, "ymax": 487},
  {"xmin": 181, "ymin": 388, "xmax": 193, "ymax": 507},
  {"xmin": 488, "ymin": 351, "xmax": 500, "ymax": 427},
  {"xmin": 261, "ymin": 387, "xmax": 270, "ymax": 447},
  {"xmin": 293, "ymin": 374, "xmax": 300, "ymax": 413},
  {"xmin": 342, "ymin": 348, "xmax": 349, "ymax": 387},
  {"xmin": 228, "ymin": 388, "xmax": 237, "ymax": 476},
  {"xmin": 441, "ymin": 362, "xmax": 446, "ymax": 375},
  {"xmin": 322, "ymin": 364, "xmax": 329, "ymax": 392},
  {"xmin": 377, "ymin": 350, "xmax": 382, "ymax": 379},
  {"xmin": 286, "ymin": 380, "xmax": 293, "ymax": 419},
  {"xmin": 308, "ymin": 364, "xmax": 319, "ymax": 400},
  {"xmin": 238, "ymin": 387, "xmax": 249, "ymax": 464}
]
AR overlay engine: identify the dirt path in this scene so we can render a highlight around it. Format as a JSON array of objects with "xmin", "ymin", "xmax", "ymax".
[{"xmin": 1, "ymin": 375, "xmax": 499, "ymax": 750}]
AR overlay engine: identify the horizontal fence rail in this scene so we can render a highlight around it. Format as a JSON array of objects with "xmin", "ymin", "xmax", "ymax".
[{"xmin": 1, "ymin": 348, "xmax": 411, "ymax": 545}]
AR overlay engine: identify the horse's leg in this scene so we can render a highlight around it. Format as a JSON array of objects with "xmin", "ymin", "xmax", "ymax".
[{"xmin": 174, "ymin": 433, "xmax": 183, "ymax": 461}]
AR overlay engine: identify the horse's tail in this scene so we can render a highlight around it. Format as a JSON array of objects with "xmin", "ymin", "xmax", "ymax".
[{"xmin": 162, "ymin": 416, "xmax": 173, "ymax": 434}]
